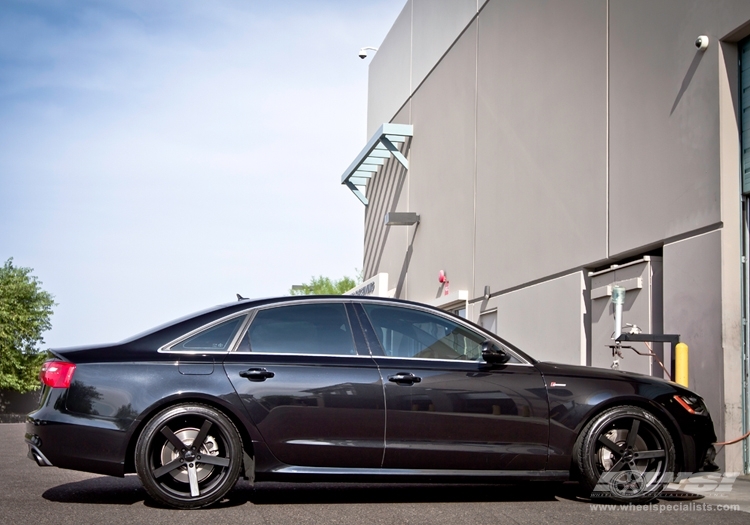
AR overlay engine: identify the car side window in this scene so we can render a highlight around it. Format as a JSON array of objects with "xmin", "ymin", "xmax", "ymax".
[
  {"xmin": 173, "ymin": 316, "xmax": 245, "ymax": 351},
  {"xmin": 363, "ymin": 304, "xmax": 486, "ymax": 361},
  {"xmin": 240, "ymin": 303, "xmax": 356, "ymax": 355}
]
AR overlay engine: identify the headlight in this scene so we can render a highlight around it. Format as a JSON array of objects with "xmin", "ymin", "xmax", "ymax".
[{"xmin": 673, "ymin": 394, "xmax": 708, "ymax": 416}]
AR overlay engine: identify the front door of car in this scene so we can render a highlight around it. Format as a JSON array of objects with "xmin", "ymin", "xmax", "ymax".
[
  {"xmin": 222, "ymin": 301, "xmax": 385, "ymax": 469},
  {"xmin": 356, "ymin": 303, "xmax": 549, "ymax": 471}
]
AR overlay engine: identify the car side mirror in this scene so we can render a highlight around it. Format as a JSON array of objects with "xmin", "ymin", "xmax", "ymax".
[{"xmin": 482, "ymin": 340, "xmax": 510, "ymax": 365}]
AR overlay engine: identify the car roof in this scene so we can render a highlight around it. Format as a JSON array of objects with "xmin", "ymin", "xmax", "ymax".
[{"xmin": 118, "ymin": 295, "xmax": 534, "ymax": 363}]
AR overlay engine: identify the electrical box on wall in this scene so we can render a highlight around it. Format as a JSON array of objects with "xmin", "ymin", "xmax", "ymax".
[{"xmin": 588, "ymin": 257, "xmax": 664, "ymax": 377}]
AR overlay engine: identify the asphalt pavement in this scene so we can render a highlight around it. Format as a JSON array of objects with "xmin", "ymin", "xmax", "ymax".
[{"xmin": 2, "ymin": 423, "xmax": 749, "ymax": 525}]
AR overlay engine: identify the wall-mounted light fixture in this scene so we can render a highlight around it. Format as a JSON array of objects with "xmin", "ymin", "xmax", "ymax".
[{"xmin": 384, "ymin": 212, "xmax": 420, "ymax": 226}]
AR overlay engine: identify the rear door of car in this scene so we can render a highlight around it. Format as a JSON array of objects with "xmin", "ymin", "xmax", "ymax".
[
  {"xmin": 355, "ymin": 302, "xmax": 549, "ymax": 472},
  {"xmin": 222, "ymin": 300, "xmax": 385, "ymax": 469}
]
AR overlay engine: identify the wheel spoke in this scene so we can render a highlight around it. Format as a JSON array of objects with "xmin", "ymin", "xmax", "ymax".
[
  {"xmin": 198, "ymin": 455, "xmax": 230, "ymax": 468},
  {"xmin": 187, "ymin": 463, "xmax": 200, "ymax": 497},
  {"xmin": 160, "ymin": 426, "xmax": 187, "ymax": 451},
  {"xmin": 597, "ymin": 435, "xmax": 624, "ymax": 459},
  {"xmin": 607, "ymin": 457, "xmax": 629, "ymax": 473},
  {"xmin": 192, "ymin": 419, "xmax": 213, "ymax": 452},
  {"xmin": 625, "ymin": 419, "xmax": 641, "ymax": 448},
  {"xmin": 152, "ymin": 458, "xmax": 183, "ymax": 479},
  {"xmin": 633, "ymin": 450, "xmax": 665, "ymax": 460}
]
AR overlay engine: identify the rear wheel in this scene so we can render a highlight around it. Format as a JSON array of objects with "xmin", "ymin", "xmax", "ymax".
[
  {"xmin": 573, "ymin": 405, "xmax": 675, "ymax": 503},
  {"xmin": 135, "ymin": 403, "xmax": 242, "ymax": 509}
]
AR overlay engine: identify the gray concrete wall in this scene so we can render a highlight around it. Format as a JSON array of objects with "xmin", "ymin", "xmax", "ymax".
[
  {"xmin": 474, "ymin": 271, "xmax": 586, "ymax": 365},
  {"xmin": 366, "ymin": 0, "xmax": 486, "ymax": 137},
  {"xmin": 663, "ymin": 231, "xmax": 724, "ymax": 436},
  {"xmin": 362, "ymin": 0, "xmax": 750, "ymax": 471},
  {"xmin": 407, "ymin": 20, "xmax": 477, "ymax": 303},
  {"xmin": 719, "ymin": 38, "xmax": 745, "ymax": 477},
  {"xmin": 363, "ymin": 104, "xmax": 412, "ymax": 297},
  {"xmin": 474, "ymin": 0, "xmax": 607, "ymax": 296},
  {"xmin": 608, "ymin": 0, "xmax": 721, "ymax": 256},
  {"xmin": 367, "ymin": 1, "xmax": 412, "ymax": 138},
  {"xmin": 411, "ymin": 0, "xmax": 478, "ymax": 90}
]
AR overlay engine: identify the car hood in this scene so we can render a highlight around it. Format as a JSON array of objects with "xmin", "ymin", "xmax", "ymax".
[
  {"xmin": 534, "ymin": 360, "xmax": 700, "ymax": 399},
  {"xmin": 536, "ymin": 360, "xmax": 661, "ymax": 381}
]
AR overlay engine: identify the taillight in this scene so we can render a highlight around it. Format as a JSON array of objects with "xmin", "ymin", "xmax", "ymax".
[{"xmin": 39, "ymin": 361, "xmax": 76, "ymax": 388}]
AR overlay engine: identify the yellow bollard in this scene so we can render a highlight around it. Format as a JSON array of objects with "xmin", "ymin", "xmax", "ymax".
[{"xmin": 675, "ymin": 342, "xmax": 689, "ymax": 386}]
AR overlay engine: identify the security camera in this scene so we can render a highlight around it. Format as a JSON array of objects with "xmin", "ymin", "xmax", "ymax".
[
  {"xmin": 695, "ymin": 35, "xmax": 709, "ymax": 51},
  {"xmin": 358, "ymin": 46, "xmax": 378, "ymax": 60}
]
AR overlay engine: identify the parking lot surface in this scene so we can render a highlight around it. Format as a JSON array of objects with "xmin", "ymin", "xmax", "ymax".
[{"xmin": 2, "ymin": 423, "xmax": 748, "ymax": 524}]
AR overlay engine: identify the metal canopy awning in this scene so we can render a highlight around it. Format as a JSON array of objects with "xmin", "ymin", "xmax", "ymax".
[{"xmin": 340, "ymin": 123, "xmax": 413, "ymax": 205}]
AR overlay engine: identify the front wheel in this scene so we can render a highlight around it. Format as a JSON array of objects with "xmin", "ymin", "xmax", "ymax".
[
  {"xmin": 573, "ymin": 405, "xmax": 675, "ymax": 504},
  {"xmin": 135, "ymin": 403, "xmax": 243, "ymax": 509}
]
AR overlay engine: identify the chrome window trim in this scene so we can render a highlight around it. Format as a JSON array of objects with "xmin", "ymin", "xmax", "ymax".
[
  {"xmin": 158, "ymin": 310, "xmax": 253, "ymax": 354},
  {"xmin": 370, "ymin": 355, "xmax": 533, "ymax": 367},
  {"xmin": 228, "ymin": 310, "xmax": 257, "ymax": 353},
  {"xmin": 157, "ymin": 297, "xmax": 530, "ymax": 365},
  {"xmin": 358, "ymin": 299, "xmax": 532, "ymax": 365},
  {"xmin": 228, "ymin": 352, "xmax": 375, "ymax": 358},
  {"xmin": 247, "ymin": 297, "xmax": 353, "ymax": 310}
]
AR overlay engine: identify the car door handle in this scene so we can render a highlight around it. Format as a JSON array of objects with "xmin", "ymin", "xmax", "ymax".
[
  {"xmin": 239, "ymin": 368, "xmax": 275, "ymax": 381},
  {"xmin": 388, "ymin": 372, "xmax": 422, "ymax": 385}
]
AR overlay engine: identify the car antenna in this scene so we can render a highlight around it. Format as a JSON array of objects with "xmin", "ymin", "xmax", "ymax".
[{"xmin": 236, "ymin": 293, "xmax": 247, "ymax": 301}]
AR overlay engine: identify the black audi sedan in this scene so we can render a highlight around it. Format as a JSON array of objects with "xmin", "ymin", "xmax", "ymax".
[{"xmin": 26, "ymin": 295, "xmax": 717, "ymax": 509}]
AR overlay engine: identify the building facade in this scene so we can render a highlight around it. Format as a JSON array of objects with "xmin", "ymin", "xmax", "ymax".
[{"xmin": 341, "ymin": 0, "xmax": 750, "ymax": 473}]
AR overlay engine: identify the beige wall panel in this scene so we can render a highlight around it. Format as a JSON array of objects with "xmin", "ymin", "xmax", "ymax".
[
  {"xmin": 608, "ymin": 0, "xmax": 723, "ymax": 255},
  {"xmin": 405, "ymin": 21, "xmax": 478, "ymax": 304},
  {"xmin": 367, "ymin": 1, "xmax": 412, "ymax": 137},
  {"xmin": 363, "ymin": 103, "xmax": 412, "ymax": 297},
  {"xmin": 411, "ymin": 0, "xmax": 477, "ymax": 90},
  {"xmin": 481, "ymin": 272, "xmax": 586, "ymax": 365},
  {"xmin": 663, "ymin": 231, "xmax": 723, "ymax": 438},
  {"xmin": 718, "ymin": 40, "xmax": 744, "ymax": 474},
  {"xmin": 474, "ymin": 0, "xmax": 607, "ymax": 296},
  {"xmin": 716, "ymin": 0, "xmax": 750, "ymax": 40}
]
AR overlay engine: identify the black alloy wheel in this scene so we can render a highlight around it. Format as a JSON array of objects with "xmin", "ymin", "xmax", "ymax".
[
  {"xmin": 135, "ymin": 403, "xmax": 243, "ymax": 509},
  {"xmin": 574, "ymin": 405, "xmax": 675, "ymax": 504}
]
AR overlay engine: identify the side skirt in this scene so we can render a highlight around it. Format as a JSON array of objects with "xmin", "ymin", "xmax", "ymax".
[{"xmin": 256, "ymin": 467, "xmax": 569, "ymax": 483}]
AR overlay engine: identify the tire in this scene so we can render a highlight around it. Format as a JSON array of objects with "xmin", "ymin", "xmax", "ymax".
[
  {"xmin": 573, "ymin": 405, "xmax": 675, "ymax": 504},
  {"xmin": 135, "ymin": 403, "xmax": 243, "ymax": 509}
]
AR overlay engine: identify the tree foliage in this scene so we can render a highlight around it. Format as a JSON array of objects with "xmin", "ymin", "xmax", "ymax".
[
  {"xmin": 0, "ymin": 259, "xmax": 55, "ymax": 393},
  {"xmin": 289, "ymin": 275, "xmax": 359, "ymax": 296}
]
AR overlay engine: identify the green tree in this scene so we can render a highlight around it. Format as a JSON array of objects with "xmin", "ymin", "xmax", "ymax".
[
  {"xmin": 289, "ymin": 274, "xmax": 359, "ymax": 296},
  {"xmin": 0, "ymin": 259, "xmax": 55, "ymax": 393}
]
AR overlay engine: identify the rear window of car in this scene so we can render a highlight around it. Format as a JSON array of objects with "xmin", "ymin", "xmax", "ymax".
[{"xmin": 172, "ymin": 316, "xmax": 245, "ymax": 351}]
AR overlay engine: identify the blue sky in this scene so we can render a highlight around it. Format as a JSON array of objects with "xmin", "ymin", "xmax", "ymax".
[{"xmin": 0, "ymin": 0, "xmax": 405, "ymax": 347}]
